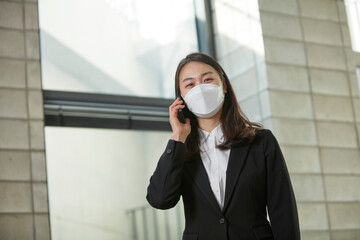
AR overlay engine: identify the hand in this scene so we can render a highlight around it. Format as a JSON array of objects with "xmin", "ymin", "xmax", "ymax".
[{"xmin": 169, "ymin": 98, "xmax": 191, "ymax": 143}]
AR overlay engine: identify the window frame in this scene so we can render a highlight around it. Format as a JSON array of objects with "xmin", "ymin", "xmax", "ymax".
[
  {"xmin": 42, "ymin": 0, "xmax": 215, "ymax": 131},
  {"xmin": 345, "ymin": 0, "xmax": 360, "ymax": 52}
]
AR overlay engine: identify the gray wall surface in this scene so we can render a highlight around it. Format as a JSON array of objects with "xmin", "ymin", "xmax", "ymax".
[
  {"xmin": 259, "ymin": 0, "xmax": 360, "ymax": 238},
  {"xmin": 212, "ymin": 0, "xmax": 360, "ymax": 239},
  {"xmin": 0, "ymin": 0, "xmax": 50, "ymax": 239}
]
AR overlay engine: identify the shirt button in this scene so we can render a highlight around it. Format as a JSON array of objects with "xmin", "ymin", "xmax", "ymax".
[
  {"xmin": 219, "ymin": 218, "xmax": 225, "ymax": 224},
  {"xmin": 166, "ymin": 148, "xmax": 172, "ymax": 154}
]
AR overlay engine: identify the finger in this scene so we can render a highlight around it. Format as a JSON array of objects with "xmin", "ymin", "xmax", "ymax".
[
  {"xmin": 169, "ymin": 99, "xmax": 183, "ymax": 111},
  {"xmin": 174, "ymin": 104, "xmax": 185, "ymax": 109},
  {"xmin": 174, "ymin": 97, "xmax": 182, "ymax": 104},
  {"xmin": 169, "ymin": 110, "xmax": 181, "ymax": 124},
  {"xmin": 170, "ymin": 98, "xmax": 181, "ymax": 108},
  {"xmin": 170, "ymin": 105, "xmax": 185, "ymax": 116},
  {"xmin": 170, "ymin": 109, "xmax": 183, "ymax": 119}
]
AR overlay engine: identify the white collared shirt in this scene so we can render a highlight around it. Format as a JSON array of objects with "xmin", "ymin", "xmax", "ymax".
[{"xmin": 198, "ymin": 124, "xmax": 230, "ymax": 209}]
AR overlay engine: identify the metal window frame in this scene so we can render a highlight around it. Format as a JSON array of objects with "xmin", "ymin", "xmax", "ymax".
[
  {"xmin": 43, "ymin": 0, "xmax": 215, "ymax": 131},
  {"xmin": 194, "ymin": 0, "xmax": 216, "ymax": 58},
  {"xmin": 44, "ymin": 90, "xmax": 173, "ymax": 131}
]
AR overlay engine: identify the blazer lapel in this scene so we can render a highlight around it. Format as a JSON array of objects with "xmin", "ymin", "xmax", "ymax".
[
  {"xmin": 222, "ymin": 143, "xmax": 251, "ymax": 213},
  {"xmin": 185, "ymin": 153, "xmax": 222, "ymax": 214}
]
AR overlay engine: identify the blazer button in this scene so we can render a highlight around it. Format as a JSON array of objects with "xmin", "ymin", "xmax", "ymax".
[
  {"xmin": 166, "ymin": 149, "xmax": 172, "ymax": 154},
  {"xmin": 219, "ymin": 218, "xmax": 225, "ymax": 224}
]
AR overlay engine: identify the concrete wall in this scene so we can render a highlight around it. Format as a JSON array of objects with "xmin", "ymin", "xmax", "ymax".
[
  {"xmin": 259, "ymin": 0, "xmax": 360, "ymax": 238},
  {"xmin": 0, "ymin": 0, "xmax": 50, "ymax": 239},
  {"xmin": 213, "ymin": 0, "xmax": 360, "ymax": 239}
]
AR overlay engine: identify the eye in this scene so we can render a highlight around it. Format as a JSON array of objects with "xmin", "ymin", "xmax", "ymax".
[
  {"xmin": 204, "ymin": 78, "xmax": 213, "ymax": 82},
  {"xmin": 185, "ymin": 83, "xmax": 194, "ymax": 88}
]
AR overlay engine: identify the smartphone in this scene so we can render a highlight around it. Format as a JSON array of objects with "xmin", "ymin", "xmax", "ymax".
[{"xmin": 177, "ymin": 94, "xmax": 189, "ymax": 124}]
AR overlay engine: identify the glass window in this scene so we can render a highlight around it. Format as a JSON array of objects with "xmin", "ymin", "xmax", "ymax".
[
  {"xmin": 45, "ymin": 127, "xmax": 184, "ymax": 239},
  {"xmin": 211, "ymin": 0, "xmax": 267, "ymax": 124},
  {"xmin": 345, "ymin": 0, "xmax": 360, "ymax": 52},
  {"xmin": 39, "ymin": 0, "xmax": 199, "ymax": 98}
]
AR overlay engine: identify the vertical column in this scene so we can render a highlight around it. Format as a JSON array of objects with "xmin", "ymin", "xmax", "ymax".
[
  {"xmin": 0, "ymin": 0, "xmax": 50, "ymax": 239},
  {"xmin": 259, "ymin": 0, "xmax": 360, "ymax": 239},
  {"xmin": 258, "ymin": 1, "xmax": 327, "ymax": 238}
]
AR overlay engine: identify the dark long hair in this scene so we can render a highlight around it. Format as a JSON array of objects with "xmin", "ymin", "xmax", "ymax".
[{"xmin": 175, "ymin": 52, "xmax": 263, "ymax": 161}]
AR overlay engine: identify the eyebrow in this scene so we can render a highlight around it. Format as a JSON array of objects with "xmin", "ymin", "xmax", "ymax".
[{"xmin": 182, "ymin": 71, "xmax": 215, "ymax": 82}]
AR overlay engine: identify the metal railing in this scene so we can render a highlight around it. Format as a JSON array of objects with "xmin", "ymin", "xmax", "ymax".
[{"xmin": 126, "ymin": 203, "xmax": 184, "ymax": 240}]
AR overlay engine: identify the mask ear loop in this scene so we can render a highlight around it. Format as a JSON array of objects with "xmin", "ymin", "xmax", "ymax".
[{"xmin": 219, "ymin": 70, "xmax": 227, "ymax": 94}]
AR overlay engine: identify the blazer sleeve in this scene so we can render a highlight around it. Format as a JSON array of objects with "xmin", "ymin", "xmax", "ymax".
[
  {"xmin": 146, "ymin": 139, "xmax": 185, "ymax": 210},
  {"xmin": 264, "ymin": 129, "xmax": 301, "ymax": 240}
]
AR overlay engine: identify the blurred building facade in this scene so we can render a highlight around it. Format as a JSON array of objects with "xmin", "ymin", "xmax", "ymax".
[{"xmin": 0, "ymin": 0, "xmax": 360, "ymax": 240}]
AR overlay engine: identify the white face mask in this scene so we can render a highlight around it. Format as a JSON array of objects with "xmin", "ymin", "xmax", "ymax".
[{"xmin": 182, "ymin": 83, "xmax": 225, "ymax": 118}]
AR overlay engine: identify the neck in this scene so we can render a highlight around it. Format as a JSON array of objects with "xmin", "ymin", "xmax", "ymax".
[{"xmin": 196, "ymin": 106, "xmax": 222, "ymax": 133}]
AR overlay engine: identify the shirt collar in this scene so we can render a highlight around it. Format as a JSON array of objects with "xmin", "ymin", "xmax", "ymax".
[{"xmin": 198, "ymin": 124, "xmax": 225, "ymax": 150}]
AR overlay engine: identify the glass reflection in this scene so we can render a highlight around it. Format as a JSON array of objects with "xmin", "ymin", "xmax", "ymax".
[
  {"xmin": 345, "ymin": 0, "xmax": 360, "ymax": 52},
  {"xmin": 45, "ymin": 127, "xmax": 184, "ymax": 239},
  {"xmin": 38, "ymin": 0, "xmax": 198, "ymax": 98}
]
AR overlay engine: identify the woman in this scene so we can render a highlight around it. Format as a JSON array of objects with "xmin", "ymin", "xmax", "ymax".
[{"xmin": 146, "ymin": 52, "xmax": 300, "ymax": 240}]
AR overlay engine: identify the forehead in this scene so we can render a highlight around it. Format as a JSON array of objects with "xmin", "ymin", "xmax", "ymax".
[{"xmin": 179, "ymin": 61, "xmax": 218, "ymax": 80}]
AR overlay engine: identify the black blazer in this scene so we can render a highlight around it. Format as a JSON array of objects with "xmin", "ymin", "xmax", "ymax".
[{"xmin": 146, "ymin": 128, "xmax": 300, "ymax": 240}]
